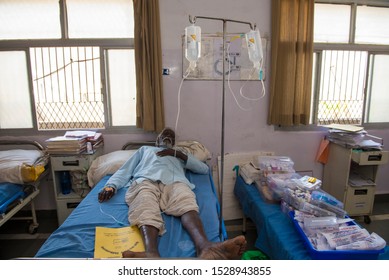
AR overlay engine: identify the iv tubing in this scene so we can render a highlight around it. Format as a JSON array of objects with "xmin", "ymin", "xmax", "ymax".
[
  {"xmin": 174, "ymin": 67, "xmax": 192, "ymax": 134},
  {"xmin": 226, "ymin": 42, "xmax": 250, "ymax": 111},
  {"xmin": 239, "ymin": 66, "xmax": 266, "ymax": 101},
  {"xmin": 99, "ymin": 204, "xmax": 125, "ymax": 226},
  {"xmin": 226, "ymin": 42, "xmax": 265, "ymax": 110}
]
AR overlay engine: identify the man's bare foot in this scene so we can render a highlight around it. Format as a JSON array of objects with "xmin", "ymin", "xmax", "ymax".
[
  {"xmin": 198, "ymin": 235, "xmax": 247, "ymax": 260},
  {"xmin": 122, "ymin": 250, "xmax": 160, "ymax": 258}
]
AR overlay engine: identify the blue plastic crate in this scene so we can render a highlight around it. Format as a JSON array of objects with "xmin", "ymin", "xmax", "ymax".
[{"xmin": 289, "ymin": 211, "xmax": 385, "ymax": 260}]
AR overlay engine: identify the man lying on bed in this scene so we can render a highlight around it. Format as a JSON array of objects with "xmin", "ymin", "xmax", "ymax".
[{"xmin": 98, "ymin": 127, "xmax": 246, "ymax": 259}]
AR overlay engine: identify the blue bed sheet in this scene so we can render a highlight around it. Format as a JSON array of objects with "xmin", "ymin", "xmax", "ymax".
[
  {"xmin": 234, "ymin": 175, "xmax": 389, "ymax": 260},
  {"xmin": 35, "ymin": 170, "xmax": 225, "ymax": 258},
  {"xmin": 0, "ymin": 183, "xmax": 25, "ymax": 215}
]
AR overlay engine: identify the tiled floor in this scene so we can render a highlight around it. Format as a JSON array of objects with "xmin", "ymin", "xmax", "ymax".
[{"xmin": 0, "ymin": 195, "xmax": 388, "ymax": 259}]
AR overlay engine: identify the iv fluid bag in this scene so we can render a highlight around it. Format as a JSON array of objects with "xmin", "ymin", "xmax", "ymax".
[
  {"xmin": 185, "ymin": 24, "xmax": 201, "ymax": 64},
  {"xmin": 246, "ymin": 29, "xmax": 263, "ymax": 69}
]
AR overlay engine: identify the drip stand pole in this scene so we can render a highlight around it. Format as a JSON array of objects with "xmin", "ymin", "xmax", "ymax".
[{"xmin": 189, "ymin": 15, "xmax": 255, "ymax": 239}]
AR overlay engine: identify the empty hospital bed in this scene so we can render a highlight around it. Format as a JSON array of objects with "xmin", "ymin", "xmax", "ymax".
[{"xmin": 0, "ymin": 139, "xmax": 49, "ymax": 234}]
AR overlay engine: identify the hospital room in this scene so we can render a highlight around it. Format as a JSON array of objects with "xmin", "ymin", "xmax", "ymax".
[{"xmin": 1, "ymin": 0, "xmax": 389, "ymax": 265}]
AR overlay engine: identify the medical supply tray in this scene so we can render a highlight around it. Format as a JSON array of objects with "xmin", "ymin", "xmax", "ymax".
[{"xmin": 289, "ymin": 211, "xmax": 385, "ymax": 260}]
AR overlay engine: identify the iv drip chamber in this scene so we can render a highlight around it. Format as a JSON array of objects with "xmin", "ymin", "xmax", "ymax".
[
  {"xmin": 245, "ymin": 29, "xmax": 263, "ymax": 69},
  {"xmin": 185, "ymin": 24, "xmax": 201, "ymax": 67}
]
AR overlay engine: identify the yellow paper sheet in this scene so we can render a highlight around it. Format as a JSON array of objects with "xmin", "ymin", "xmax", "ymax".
[{"xmin": 94, "ymin": 226, "xmax": 144, "ymax": 258}]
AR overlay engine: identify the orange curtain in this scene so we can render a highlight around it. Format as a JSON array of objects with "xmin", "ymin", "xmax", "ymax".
[
  {"xmin": 133, "ymin": 0, "xmax": 165, "ymax": 132},
  {"xmin": 268, "ymin": 0, "xmax": 314, "ymax": 126}
]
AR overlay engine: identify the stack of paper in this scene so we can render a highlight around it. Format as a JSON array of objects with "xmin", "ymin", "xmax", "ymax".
[
  {"xmin": 65, "ymin": 131, "xmax": 104, "ymax": 150},
  {"xmin": 46, "ymin": 130, "xmax": 104, "ymax": 154},
  {"xmin": 324, "ymin": 124, "xmax": 382, "ymax": 150},
  {"xmin": 46, "ymin": 136, "xmax": 88, "ymax": 154},
  {"xmin": 327, "ymin": 129, "xmax": 367, "ymax": 147}
]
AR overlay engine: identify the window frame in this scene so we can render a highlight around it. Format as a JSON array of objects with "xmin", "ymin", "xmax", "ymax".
[
  {"xmin": 277, "ymin": 0, "xmax": 389, "ymax": 131},
  {"xmin": 311, "ymin": 44, "xmax": 389, "ymax": 127},
  {"xmin": 0, "ymin": 0, "xmax": 139, "ymax": 136}
]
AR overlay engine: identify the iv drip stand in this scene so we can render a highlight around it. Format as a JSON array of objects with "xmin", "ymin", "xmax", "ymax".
[{"xmin": 189, "ymin": 15, "xmax": 255, "ymax": 239}]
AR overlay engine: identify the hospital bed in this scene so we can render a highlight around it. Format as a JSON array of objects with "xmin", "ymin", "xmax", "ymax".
[
  {"xmin": 35, "ymin": 141, "xmax": 226, "ymax": 258},
  {"xmin": 234, "ymin": 175, "xmax": 389, "ymax": 260},
  {"xmin": 0, "ymin": 140, "xmax": 49, "ymax": 234}
]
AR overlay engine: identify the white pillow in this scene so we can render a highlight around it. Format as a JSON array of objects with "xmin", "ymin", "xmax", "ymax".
[
  {"xmin": 0, "ymin": 149, "xmax": 45, "ymax": 184},
  {"xmin": 176, "ymin": 140, "xmax": 211, "ymax": 162},
  {"xmin": 87, "ymin": 150, "xmax": 137, "ymax": 187}
]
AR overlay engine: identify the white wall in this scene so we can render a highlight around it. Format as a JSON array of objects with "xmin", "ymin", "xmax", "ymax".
[
  {"xmin": 158, "ymin": 0, "xmax": 389, "ymax": 193},
  {"xmin": 159, "ymin": 0, "xmax": 324, "ymax": 175},
  {"xmin": 3, "ymin": 0, "xmax": 389, "ymax": 210}
]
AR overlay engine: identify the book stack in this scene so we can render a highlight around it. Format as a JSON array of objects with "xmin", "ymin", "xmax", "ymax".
[
  {"xmin": 64, "ymin": 130, "xmax": 104, "ymax": 152},
  {"xmin": 46, "ymin": 131, "xmax": 104, "ymax": 154},
  {"xmin": 324, "ymin": 124, "xmax": 383, "ymax": 150}
]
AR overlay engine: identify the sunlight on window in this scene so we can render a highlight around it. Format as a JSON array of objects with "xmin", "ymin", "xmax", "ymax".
[
  {"xmin": 107, "ymin": 49, "xmax": 137, "ymax": 126},
  {"xmin": 365, "ymin": 55, "xmax": 389, "ymax": 123},
  {"xmin": 0, "ymin": 52, "xmax": 33, "ymax": 128},
  {"xmin": 356, "ymin": 6, "xmax": 389, "ymax": 45},
  {"xmin": 314, "ymin": 4, "xmax": 350, "ymax": 43},
  {"xmin": 67, "ymin": 0, "xmax": 134, "ymax": 38},
  {"xmin": 0, "ymin": 0, "xmax": 60, "ymax": 39}
]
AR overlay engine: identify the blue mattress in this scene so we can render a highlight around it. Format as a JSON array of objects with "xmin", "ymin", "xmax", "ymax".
[
  {"xmin": 35, "ymin": 170, "xmax": 226, "ymax": 258},
  {"xmin": 234, "ymin": 175, "xmax": 389, "ymax": 260},
  {"xmin": 0, "ymin": 182, "xmax": 25, "ymax": 215},
  {"xmin": 234, "ymin": 175, "xmax": 311, "ymax": 260}
]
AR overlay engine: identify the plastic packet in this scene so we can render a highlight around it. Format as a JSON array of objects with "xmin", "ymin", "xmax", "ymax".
[
  {"xmin": 255, "ymin": 156, "xmax": 295, "ymax": 173},
  {"xmin": 299, "ymin": 201, "xmax": 336, "ymax": 217},
  {"xmin": 282, "ymin": 189, "xmax": 307, "ymax": 210},
  {"xmin": 292, "ymin": 176, "xmax": 322, "ymax": 191},
  {"xmin": 323, "ymin": 228, "xmax": 370, "ymax": 249},
  {"xmin": 266, "ymin": 173, "xmax": 300, "ymax": 200},
  {"xmin": 335, "ymin": 232, "xmax": 386, "ymax": 251},
  {"xmin": 303, "ymin": 216, "xmax": 338, "ymax": 230},
  {"xmin": 309, "ymin": 199, "xmax": 347, "ymax": 218},
  {"xmin": 311, "ymin": 190, "xmax": 344, "ymax": 209}
]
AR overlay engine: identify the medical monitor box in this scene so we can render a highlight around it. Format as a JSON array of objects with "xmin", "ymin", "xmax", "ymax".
[{"xmin": 289, "ymin": 211, "xmax": 385, "ymax": 260}]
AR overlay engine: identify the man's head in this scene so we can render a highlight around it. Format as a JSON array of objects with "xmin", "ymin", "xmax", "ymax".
[{"xmin": 156, "ymin": 127, "xmax": 175, "ymax": 148}]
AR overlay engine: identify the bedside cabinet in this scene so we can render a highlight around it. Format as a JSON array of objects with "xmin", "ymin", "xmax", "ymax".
[
  {"xmin": 323, "ymin": 142, "xmax": 388, "ymax": 223},
  {"xmin": 50, "ymin": 148, "xmax": 103, "ymax": 225}
]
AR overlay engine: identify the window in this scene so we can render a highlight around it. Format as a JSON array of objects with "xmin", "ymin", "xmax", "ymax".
[
  {"xmin": 0, "ymin": 0, "xmax": 135, "ymax": 132},
  {"xmin": 311, "ymin": 1, "xmax": 389, "ymax": 126}
]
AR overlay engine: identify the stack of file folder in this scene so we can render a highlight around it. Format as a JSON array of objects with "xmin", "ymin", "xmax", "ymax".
[
  {"xmin": 46, "ymin": 131, "xmax": 103, "ymax": 154},
  {"xmin": 324, "ymin": 124, "xmax": 383, "ymax": 150}
]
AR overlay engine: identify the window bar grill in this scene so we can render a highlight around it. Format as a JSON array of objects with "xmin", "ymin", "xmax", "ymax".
[
  {"xmin": 317, "ymin": 50, "xmax": 367, "ymax": 125},
  {"xmin": 30, "ymin": 46, "xmax": 104, "ymax": 130}
]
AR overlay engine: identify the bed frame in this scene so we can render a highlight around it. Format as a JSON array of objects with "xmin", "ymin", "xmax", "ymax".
[
  {"xmin": 0, "ymin": 139, "xmax": 49, "ymax": 234},
  {"xmin": 35, "ymin": 140, "xmax": 226, "ymax": 258}
]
